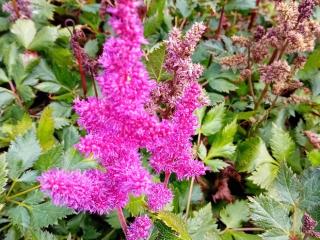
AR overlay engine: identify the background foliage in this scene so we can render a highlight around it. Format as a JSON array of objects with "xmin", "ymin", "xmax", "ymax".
[{"xmin": 0, "ymin": 0, "xmax": 320, "ymax": 239}]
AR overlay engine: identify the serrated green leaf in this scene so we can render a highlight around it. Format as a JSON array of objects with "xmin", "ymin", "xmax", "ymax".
[
  {"xmin": 225, "ymin": 0, "xmax": 256, "ymax": 11},
  {"xmin": 176, "ymin": 0, "xmax": 192, "ymax": 17},
  {"xmin": 31, "ymin": 0, "xmax": 55, "ymax": 22},
  {"xmin": 0, "ymin": 155, "xmax": 8, "ymax": 195},
  {"xmin": 25, "ymin": 230, "xmax": 58, "ymax": 240},
  {"xmin": 248, "ymin": 162, "xmax": 279, "ymax": 189},
  {"xmin": 35, "ymin": 82, "xmax": 61, "ymax": 93},
  {"xmin": 60, "ymin": 148, "xmax": 97, "ymax": 170},
  {"xmin": 12, "ymin": 114, "xmax": 33, "ymax": 139},
  {"xmin": 209, "ymin": 79, "xmax": 238, "ymax": 93},
  {"xmin": 34, "ymin": 145, "xmax": 63, "ymax": 171},
  {"xmin": 0, "ymin": 87, "xmax": 15, "ymax": 108},
  {"xmin": 0, "ymin": 68, "xmax": 9, "ymax": 83},
  {"xmin": 270, "ymin": 124, "xmax": 295, "ymax": 162},
  {"xmin": 157, "ymin": 212, "xmax": 191, "ymax": 240},
  {"xmin": 207, "ymin": 118, "xmax": 237, "ymax": 159},
  {"xmin": 7, "ymin": 206, "xmax": 30, "ymax": 233},
  {"xmin": 18, "ymin": 170, "xmax": 38, "ymax": 183},
  {"xmin": 126, "ymin": 195, "xmax": 146, "ymax": 216},
  {"xmin": 84, "ymin": 39, "xmax": 99, "ymax": 58},
  {"xmin": 7, "ymin": 130, "xmax": 42, "ymax": 179},
  {"xmin": 37, "ymin": 107, "xmax": 55, "ymax": 150},
  {"xmin": 307, "ymin": 150, "xmax": 320, "ymax": 167},
  {"xmin": 269, "ymin": 163, "xmax": 300, "ymax": 205},
  {"xmin": 300, "ymin": 168, "xmax": 320, "ymax": 211},
  {"xmin": 187, "ymin": 203, "xmax": 219, "ymax": 240},
  {"xmin": 29, "ymin": 26, "xmax": 59, "ymax": 50},
  {"xmin": 144, "ymin": 0, "xmax": 165, "ymax": 36},
  {"xmin": 197, "ymin": 143, "xmax": 207, "ymax": 161},
  {"xmin": 201, "ymin": 103, "xmax": 225, "ymax": 136},
  {"xmin": 62, "ymin": 126, "xmax": 80, "ymax": 150},
  {"xmin": 249, "ymin": 196, "xmax": 291, "ymax": 236},
  {"xmin": 236, "ymin": 137, "xmax": 274, "ymax": 172},
  {"xmin": 220, "ymin": 200, "xmax": 250, "ymax": 228},
  {"xmin": 204, "ymin": 159, "xmax": 229, "ymax": 172},
  {"xmin": 11, "ymin": 19, "xmax": 36, "ymax": 49},
  {"xmin": 30, "ymin": 202, "xmax": 73, "ymax": 228},
  {"xmin": 146, "ymin": 43, "xmax": 170, "ymax": 81},
  {"xmin": 151, "ymin": 220, "xmax": 181, "ymax": 240}
]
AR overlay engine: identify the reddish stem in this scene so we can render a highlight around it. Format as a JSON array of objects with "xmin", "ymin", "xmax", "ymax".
[
  {"xmin": 248, "ymin": 0, "xmax": 260, "ymax": 30},
  {"xmin": 90, "ymin": 69, "xmax": 99, "ymax": 98},
  {"xmin": 76, "ymin": 53, "xmax": 88, "ymax": 98},
  {"xmin": 12, "ymin": 0, "xmax": 20, "ymax": 18},
  {"xmin": 215, "ymin": 5, "xmax": 225, "ymax": 39},
  {"xmin": 8, "ymin": 80, "xmax": 23, "ymax": 107},
  {"xmin": 117, "ymin": 207, "xmax": 128, "ymax": 236},
  {"xmin": 164, "ymin": 172, "xmax": 171, "ymax": 186}
]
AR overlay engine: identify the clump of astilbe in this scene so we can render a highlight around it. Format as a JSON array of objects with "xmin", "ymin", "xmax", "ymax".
[
  {"xmin": 39, "ymin": 0, "xmax": 206, "ymax": 238},
  {"xmin": 127, "ymin": 216, "xmax": 152, "ymax": 240},
  {"xmin": 2, "ymin": 0, "xmax": 31, "ymax": 21}
]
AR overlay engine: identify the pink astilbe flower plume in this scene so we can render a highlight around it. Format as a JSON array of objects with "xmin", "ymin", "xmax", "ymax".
[{"xmin": 39, "ymin": 0, "xmax": 206, "ymax": 230}]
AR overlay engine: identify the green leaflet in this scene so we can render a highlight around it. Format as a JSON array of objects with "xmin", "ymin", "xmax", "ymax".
[
  {"xmin": 37, "ymin": 106, "xmax": 55, "ymax": 151},
  {"xmin": 157, "ymin": 211, "xmax": 192, "ymax": 240},
  {"xmin": 220, "ymin": 200, "xmax": 250, "ymax": 229},
  {"xmin": 6, "ymin": 129, "xmax": 42, "ymax": 179},
  {"xmin": 187, "ymin": 203, "xmax": 219, "ymax": 240}
]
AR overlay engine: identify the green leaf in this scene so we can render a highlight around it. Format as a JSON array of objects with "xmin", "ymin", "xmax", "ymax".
[
  {"xmin": 18, "ymin": 170, "xmax": 38, "ymax": 183},
  {"xmin": 220, "ymin": 200, "xmax": 250, "ymax": 228},
  {"xmin": 62, "ymin": 126, "xmax": 80, "ymax": 150},
  {"xmin": 31, "ymin": 0, "xmax": 55, "ymax": 22},
  {"xmin": 3, "ymin": 43, "xmax": 18, "ymax": 78},
  {"xmin": 226, "ymin": 231, "xmax": 262, "ymax": 240},
  {"xmin": 30, "ymin": 202, "xmax": 73, "ymax": 228},
  {"xmin": 207, "ymin": 118, "xmax": 237, "ymax": 159},
  {"xmin": 204, "ymin": 159, "xmax": 229, "ymax": 172},
  {"xmin": 270, "ymin": 124, "xmax": 295, "ymax": 162},
  {"xmin": 236, "ymin": 137, "xmax": 274, "ymax": 172},
  {"xmin": 0, "ymin": 88, "xmax": 15, "ymax": 108},
  {"xmin": 11, "ymin": 19, "xmax": 36, "ymax": 49},
  {"xmin": 269, "ymin": 163, "xmax": 300, "ymax": 205},
  {"xmin": 35, "ymin": 82, "xmax": 61, "ymax": 93},
  {"xmin": 187, "ymin": 203, "xmax": 219, "ymax": 240},
  {"xmin": 84, "ymin": 39, "xmax": 99, "ymax": 58},
  {"xmin": 60, "ymin": 148, "xmax": 97, "ymax": 170},
  {"xmin": 146, "ymin": 43, "xmax": 170, "ymax": 81},
  {"xmin": 307, "ymin": 150, "xmax": 320, "ymax": 167},
  {"xmin": 0, "ymin": 155, "xmax": 8, "ymax": 195},
  {"xmin": 29, "ymin": 26, "xmax": 59, "ymax": 50},
  {"xmin": 25, "ymin": 230, "xmax": 58, "ymax": 240},
  {"xmin": 37, "ymin": 107, "xmax": 55, "ymax": 150},
  {"xmin": 208, "ymin": 79, "xmax": 238, "ymax": 93},
  {"xmin": 7, "ymin": 206, "xmax": 30, "ymax": 233},
  {"xmin": 248, "ymin": 162, "xmax": 279, "ymax": 189},
  {"xmin": 0, "ymin": 17, "xmax": 9, "ymax": 32},
  {"xmin": 12, "ymin": 114, "xmax": 33, "ymax": 139},
  {"xmin": 201, "ymin": 103, "xmax": 225, "ymax": 136},
  {"xmin": 7, "ymin": 130, "xmax": 42, "ymax": 179},
  {"xmin": 302, "ymin": 47, "xmax": 320, "ymax": 73},
  {"xmin": 225, "ymin": 0, "xmax": 256, "ymax": 11},
  {"xmin": 197, "ymin": 143, "xmax": 207, "ymax": 161},
  {"xmin": 300, "ymin": 168, "xmax": 320, "ymax": 211},
  {"xmin": 249, "ymin": 196, "xmax": 291, "ymax": 237},
  {"xmin": 0, "ymin": 68, "xmax": 9, "ymax": 83},
  {"xmin": 157, "ymin": 211, "xmax": 192, "ymax": 240},
  {"xmin": 144, "ymin": 0, "xmax": 165, "ymax": 36},
  {"xmin": 126, "ymin": 195, "xmax": 146, "ymax": 216},
  {"xmin": 176, "ymin": 0, "xmax": 192, "ymax": 17},
  {"xmin": 151, "ymin": 220, "xmax": 181, "ymax": 240},
  {"xmin": 34, "ymin": 145, "xmax": 63, "ymax": 171}
]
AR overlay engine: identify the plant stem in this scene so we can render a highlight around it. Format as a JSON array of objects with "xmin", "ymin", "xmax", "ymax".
[
  {"xmin": 164, "ymin": 172, "xmax": 171, "ymax": 187},
  {"xmin": 185, "ymin": 132, "xmax": 202, "ymax": 218},
  {"xmin": 8, "ymin": 80, "xmax": 23, "ymax": 107},
  {"xmin": 90, "ymin": 69, "xmax": 98, "ymax": 98},
  {"xmin": 7, "ymin": 185, "xmax": 40, "ymax": 199},
  {"xmin": 247, "ymin": 47, "xmax": 255, "ymax": 102},
  {"xmin": 185, "ymin": 177, "xmax": 195, "ymax": 218},
  {"xmin": 248, "ymin": 0, "xmax": 260, "ymax": 30},
  {"xmin": 77, "ymin": 54, "xmax": 88, "ymax": 98},
  {"xmin": 7, "ymin": 199, "xmax": 32, "ymax": 210},
  {"xmin": 231, "ymin": 227, "xmax": 264, "ymax": 231},
  {"xmin": 11, "ymin": 0, "xmax": 20, "ymax": 18},
  {"xmin": 117, "ymin": 207, "xmax": 128, "ymax": 236},
  {"xmin": 254, "ymin": 83, "xmax": 269, "ymax": 110},
  {"xmin": 6, "ymin": 180, "xmax": 17, "ymax": 198},
  {"xmin": 215, "ymin": 5, "xmax": 225, "ymax": 39}
]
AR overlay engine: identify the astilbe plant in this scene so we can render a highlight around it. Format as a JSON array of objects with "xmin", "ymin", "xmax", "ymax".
[{"xmin": 38, "ymin": 0, "xmax": 206, "ymax": 238}]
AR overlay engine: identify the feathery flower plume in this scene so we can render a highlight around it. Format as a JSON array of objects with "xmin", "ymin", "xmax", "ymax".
[
  {"xmin": 302, "ymin": 213, "xmax": 320, "ymax": 238},
  {"xmin": 39, "ymin": 0, "xmax": 206, "ymax": 221}
]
